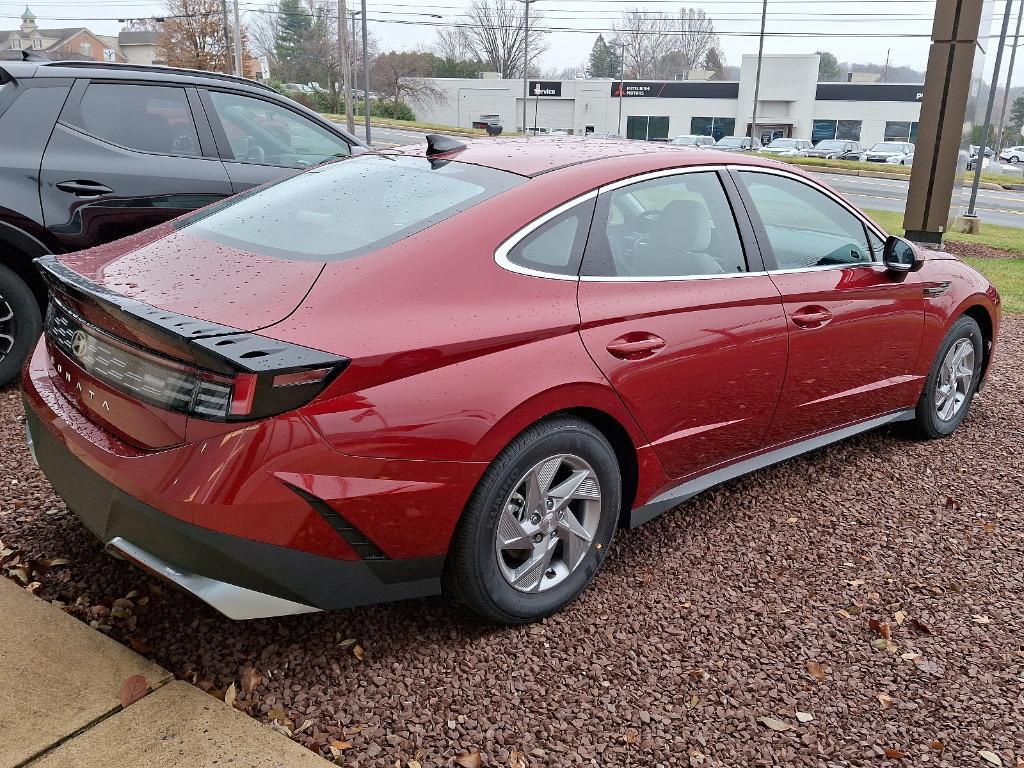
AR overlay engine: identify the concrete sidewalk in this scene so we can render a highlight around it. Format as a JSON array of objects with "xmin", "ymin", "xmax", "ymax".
[{"xmin": 0, "ymin": 578, "xmax": 328, "ymax": 768}]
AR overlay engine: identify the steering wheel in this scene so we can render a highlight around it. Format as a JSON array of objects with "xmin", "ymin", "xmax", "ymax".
[
  {"xmin": 244, "ymin": 144, "xmax": 266, "ymax": 163},
  {"xmin": 615, "ymin": 210, "xmax": 661, "ymax": 269}
]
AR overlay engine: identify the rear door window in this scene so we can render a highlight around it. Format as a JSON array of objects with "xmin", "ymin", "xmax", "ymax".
[
  {"xmin": 182, "ymin": 155, "xmax": 524, "ymax": 261},
  {"xmin": 206, "ymin": 90, "xmax": 351, "ymax": 168},
  {"xmin": 72, "ymin": 83, "xmax": 201, "ymax": 156}
]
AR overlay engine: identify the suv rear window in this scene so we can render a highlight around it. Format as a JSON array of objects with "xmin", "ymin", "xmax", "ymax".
[{"xmin": 183, "ymin": 155, "xmax": 524, "ymax": 261}]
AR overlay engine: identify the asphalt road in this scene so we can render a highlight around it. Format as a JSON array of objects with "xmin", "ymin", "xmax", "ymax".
[{"xmin": 354, "ymin": 124, "xmax": 1024, "ymax": 231}]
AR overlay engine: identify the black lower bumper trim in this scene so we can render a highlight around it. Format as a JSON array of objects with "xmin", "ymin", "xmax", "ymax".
[{"xmin": 25, "ymin": 403, "xmax": 444, "ymax": 613}]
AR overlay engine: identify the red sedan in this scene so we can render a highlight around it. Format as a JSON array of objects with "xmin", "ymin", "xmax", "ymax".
[{"xmin": 22, "ymin": 137, "xmax": 1001, "ymax": 624}]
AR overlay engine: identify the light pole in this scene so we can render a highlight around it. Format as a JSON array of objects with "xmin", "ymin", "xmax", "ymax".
[
  {"xmin": 231, "ymin": 0, "xmax": 242, "ymax": 76},
  {"xmin": 338, "ymin": 0, "xmax": 354, "ymax": 133},
  {"xmin": 967, "ymin": 0, "xmax": 1015, "ymax": 218},
  {"xmin": 361, "ymin": 0, "xmax": 370, "ymax": 145},
  {"xmin": 994, "ymin": 0, "xmax": 1023, "ymax": 156},
  {"xmin": 521, "ymin": 0, "xmax": 536, "ymax": 134},
  {"xmin": 750, "ymin": 0, "xmax": 767, "ymax": 146},
  {"xmin": 617, "ymin": 40, "xmax": 625, "ymax": 136}
]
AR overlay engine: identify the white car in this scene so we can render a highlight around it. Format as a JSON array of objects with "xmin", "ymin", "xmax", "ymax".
[
  {"xmin": 759, "ymin": 138, "xmax": 813, "ymax": 156},
  {"xmin": 670, "ymin": 134, "xmax": 716, "ymax": 148},
  {"xmin": 860, "ymin": 142, "xmax": 915, "ymax": 165},
  {"xmin": 527, "ymin": 127, "xmax": 568, "ymax": 136},
  {"xmin": 999, "ymin": 145, "xmax": 1024, "ymax": 164}
]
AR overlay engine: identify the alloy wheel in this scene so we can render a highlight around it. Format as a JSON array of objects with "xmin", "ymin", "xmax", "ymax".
[
  {"xmin": 494, "ymin": 454, "xmax": 603, "ymax": 593},
  {"xmin": 935, "ymin": 338, "xmax": 975, "ymax": 422},
  {"xmin": 0, "ymin": 294, "xmax": 14, "ymax": 364}
]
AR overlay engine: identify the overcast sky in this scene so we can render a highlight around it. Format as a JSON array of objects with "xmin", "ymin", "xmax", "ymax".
[{"xmin": 3, "ymin": 0, "xmax": 1021, "ymax": 88}]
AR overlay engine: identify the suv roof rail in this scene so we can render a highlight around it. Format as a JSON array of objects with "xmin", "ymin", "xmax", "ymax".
[{"xmin": 38, "ymin": 61, "xmax": 277, "ymax": 93}]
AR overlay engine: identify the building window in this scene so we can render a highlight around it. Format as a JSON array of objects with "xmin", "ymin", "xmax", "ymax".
[
  {"xmin": 80, "ymin": 42, "xmax": 92, "ymax": 56},
  {"xmin": 884, "ymin": 121, "xmax": 919, "ymax": 143},
  {"xmin": 691, "ymin": 116, "xmax": 736, "ymax": 141},
  {"xmin": 627, "ymin": 115, "xmax": 670, "ymax": 141},
  {"xmin": 812, "ymin": 119, "xmax": 862, "ymax": 143},
  {"xmin": 10, "ymin": 38, "xmax": 21, "ymax": 50},
  {"xmin": 32, "ymin": 37, "xmax": 42, "ymax": 49}
]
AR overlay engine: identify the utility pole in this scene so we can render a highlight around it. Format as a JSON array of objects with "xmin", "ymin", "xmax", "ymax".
[
  {"xmin": 750, "ymin": 0, "xmax": 767, "ymax": 146},
  {"xmin": 883, "ymin": 48, "xmax": 891, "ymax": 82},
  {"xmin": 338, "ymin": 0, "xmax": 354, "ymax": 133},
  {"xmin": 617, "ymin": 40, "xmax": 625, "ymax": 136},
  {"xmin": 361, "ymin": 0, "xmax": 371, "ymax": 145},
  {"xmin": 521, "ymin": 0, "xmax": 533, "ymax": 134},
  {"xmin": 220, "ymin": 0, "xmax": 232, "ymax": 72},
  {"xmin": 231, "ymin": 0, "xmax": 242, "ymax": 76},
  {"xmin": 967, "ymin": 0, "xmax": 1014, "ymax": 218},
  {"xmin": 994, "ymin": 0, "xmax": 1023, "ymax": 155}
]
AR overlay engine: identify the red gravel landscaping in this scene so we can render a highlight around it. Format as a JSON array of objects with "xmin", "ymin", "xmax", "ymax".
[{"xmin": 2, "ymin": 320, "xmax": 1023, "ymax": 767}]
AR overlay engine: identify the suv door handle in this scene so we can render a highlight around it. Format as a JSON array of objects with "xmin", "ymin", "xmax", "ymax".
[
  {"xmin": 606, "ymin": 333, "xmax": 666, "ymax": 359},
  {"xmin": 791, "ymin": 306, "xmax": 833, "ymax": 329},
  {"xmin": 56, "ymin": 180, "xmax": 113, "ymax": 197}
]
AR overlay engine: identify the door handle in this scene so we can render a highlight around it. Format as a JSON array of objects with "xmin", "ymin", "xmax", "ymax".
[
  {"xmin": 56, "ymin": 180, "xmax": 113, "ymax": 197},
  {"xmin": 791, "ymin": 306, "xmax": 833, "ymax": 329},
  {"xmin": 606, "ymin": 333, "xmax": 666, "ymax": 359}
]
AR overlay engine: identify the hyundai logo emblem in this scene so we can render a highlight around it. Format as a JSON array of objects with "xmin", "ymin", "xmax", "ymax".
[{"xmin": 70, "ymin": 330, "xmax": 88, "ymax": 358}]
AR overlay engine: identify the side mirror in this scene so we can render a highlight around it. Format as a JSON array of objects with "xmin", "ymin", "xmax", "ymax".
[{"xmin": 882, "ymin": 235, "xmax": 924, "ymax": 273}]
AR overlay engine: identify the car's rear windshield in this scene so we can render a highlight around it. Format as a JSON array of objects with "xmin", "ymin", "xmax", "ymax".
[
  {"xmin": 182, "ymin": 155, "xmax": 524, "ymax": 262},
  {"xmin": 815, "ymin": 140, "xmax": 844, "ymax": 150}
]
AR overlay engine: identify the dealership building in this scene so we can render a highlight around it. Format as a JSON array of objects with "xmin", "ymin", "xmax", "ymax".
[{"xmin": 412, "ymin": 54, "xmax": 924, "ymax": 148}]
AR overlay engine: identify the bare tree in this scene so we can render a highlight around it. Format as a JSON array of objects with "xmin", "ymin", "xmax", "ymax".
[
  {"xmin": 611, "ymin": 7, "xmax": 722, "ymax": 80},
  {"xmin": 458, "ymin": 0, "xmax": 549, "ymax": 78},
  {"xmin": 370, "ymin": 51, "xmax": 447, "ymax": 114},
  {"xmin": 158, "ymin": 0, "xmax": 241, "ymax": 72}
]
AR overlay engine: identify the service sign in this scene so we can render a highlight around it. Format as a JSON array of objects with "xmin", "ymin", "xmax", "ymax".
[{"xmin": 529, "ymin": 81, "xmax": 562, "ymax": 97}]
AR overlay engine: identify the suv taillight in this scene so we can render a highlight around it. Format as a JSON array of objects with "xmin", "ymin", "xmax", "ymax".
[{"xmin": 47, "ymin": 300, "xmax": 346, "ymax": 422}]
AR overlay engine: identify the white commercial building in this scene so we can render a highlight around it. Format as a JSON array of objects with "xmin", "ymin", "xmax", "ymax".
[{"xmin": 412, "ymin": 54, "xmax": 924, "ymax": 148}]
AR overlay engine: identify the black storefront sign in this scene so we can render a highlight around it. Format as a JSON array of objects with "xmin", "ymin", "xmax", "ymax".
[
  {"xmin": 528, "ymin": 81, "xmax": 562, "ymax": 97},
  {"xmin": 814, "ymin": 83, "xmax": 924, "ymax": 102},
  {"xmin": 610, "ymin": 81, "xmax": 740, "ymax": 99}
]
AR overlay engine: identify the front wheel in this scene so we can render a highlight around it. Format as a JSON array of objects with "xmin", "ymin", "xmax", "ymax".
[
  {"xmin": 1008, "ymin": 156, "xmax": 1020, "ymax": 164},
  {"xmin": 444, "ymin": 415, "xmax": 621, "ymax": 624},
  {"xmin": 908, "ymin": 316, "xmax": 984, "ymax": 439}
]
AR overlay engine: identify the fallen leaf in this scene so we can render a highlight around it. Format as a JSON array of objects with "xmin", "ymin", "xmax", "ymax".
[
  {"xmin": 224, "ymin": 682, "xmax": 237, "ymax": 708},
  {"xmin": 455, "ymin": 752, "xmax": 482, "ymax": 768},
  {"xmin": 127, "ymin": 637, "xmax": 153, "ymax": 654},
  {"xmin": 241, "ymin": 666, "xmax": 262, "ymax": 693},
  {"xmin": 972, "ymin": 615, "xmax": 993, "ymax": 625},
  {"xmin": 338, "ymin": 638, "xmax": 357, "ymax": 649},
  {"xmin": 980, "ymin": 751, "xmax": 1003, "ymax": 766},
  {"xmin": 806, "ymin": 660, "xmax": 827, "ymax": 682},
  {"xmin": 900, "ymin": 651, "xmax": 922, "ymax": 661},
  {"xmin": 36, "ymin": 557, "xmax": 71, "ymax": 571},
  {"xmin": 878, "ymin": 693, "xmax": 895, "ymax": 708},
  {"xmin": 869, "ymin": 619, "xmax": 892, "ymax": 639},
  {"xmin": 295, "ymin": 719, "xmax": 314, "ymax": 734},
  {"xmin": 893, "ymin": 610, "xmax": 906, "ymax": 624},
  {"xmin": 884, "ymin": 748, "xmax": 906, "ymax": 759},
  {"xmin": 120, "ymin": 675, "xmax": 148, "ymax": 708},
  {"xmin": 509, "ymin": 751, "xmax": 526, "ymax": 768},
  {"xmin": 624, "ymin": 727, "xmax": 639, "ymax": 744},
  {"xmin": 848, "ymin": 579, "xmax": 866, "ymax": 587},
  {"xmin": 909, "ymin": 617, "xmax": 932, "ymax": 634},
  {"xmin": 268, "ymin": 707, "xmax": 288, "ymax": 723},
  {"xmin": 930, "ymin": 741, "xmax": 945, "ymax": 752},
  {"xmin": 796, "ymin": 711, "xmax": 813, "ymax": 723},
  {"xmin": 687, "ymin": 693, "xmax": 698, "ymax": 709},
  {"xmin": 329, "ymin": 740, "xmax": 352, "ymax": 752},
  {"xmin": 408, "ymin": 761, "xmax": 422, "ymax": 768},
  {"xmin": 757, "ymin": 716, "xmax": 793, "ymax": 732},
  {"xmin": 352, "ymin": 644, "xmax": 365, "ymax": 660},
  {"xmin": 7, "ymin": 566, "xmax": 30, "ymax": 585}
]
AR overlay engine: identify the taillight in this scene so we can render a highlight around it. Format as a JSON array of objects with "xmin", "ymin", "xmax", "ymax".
[{"xmin": 46, "ymin": 301, "xmax": 347, "ymax": 422}]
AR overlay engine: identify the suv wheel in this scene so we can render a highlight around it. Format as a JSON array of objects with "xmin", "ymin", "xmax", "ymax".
[
  {"xmin": 444, "ymin": 415, "xmax": 621, "ymax": 624},
  {"xmin": 0, "ymin": 264, "xmax": 42, "ymax": 387}
]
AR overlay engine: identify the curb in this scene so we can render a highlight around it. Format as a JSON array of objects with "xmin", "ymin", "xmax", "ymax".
[{"xmin": 797, "ymin": 164, "xmax": 1016, "ymax": 191}]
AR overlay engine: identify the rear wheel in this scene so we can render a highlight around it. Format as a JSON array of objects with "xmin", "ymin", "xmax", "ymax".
[
  {"xmin": 444, "ymin": 415, "xmax": 621, "ymax": 624},
  {"xmin": 0, "ymin": 264, "xmax": 42, "ymax": 387},
  {"xmin": 908, "ymin": 316, "xmax": 983, "ymax": 439}
]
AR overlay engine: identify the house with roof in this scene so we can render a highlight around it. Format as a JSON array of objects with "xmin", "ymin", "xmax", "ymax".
[{"xmin": 2, "ymin": 6, "xmax": 126, "ymax": 62}]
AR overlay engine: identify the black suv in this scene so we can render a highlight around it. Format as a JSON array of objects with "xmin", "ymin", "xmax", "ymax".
[{"xmin": 0, "ymin": 58, "xmax": 362, "ymax": 385}]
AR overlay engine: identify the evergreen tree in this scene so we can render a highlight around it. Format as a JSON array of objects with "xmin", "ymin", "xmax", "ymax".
[
  {"xmin": 587, "ymin": 35, "xmax": 620, "ymax": 78},
  {"xmin": 815, "ymin": 51, "xmax": 844, "ymax": 82},
  {"xmin": 275, "ymin": 0, "xmax": 313, "ymax": 81}
]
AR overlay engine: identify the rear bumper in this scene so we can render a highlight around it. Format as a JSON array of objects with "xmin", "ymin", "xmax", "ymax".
[{"xmin": 25, "ymin": 403, "xmax": 444, "ymax": 618}]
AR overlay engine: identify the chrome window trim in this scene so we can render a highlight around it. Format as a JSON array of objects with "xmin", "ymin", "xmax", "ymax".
[
  {"xmin": 493, "ymin": 190, "xmax": 599, "ymax": 281},
  {"xmin": 493, "ymin": 162, "xmax": 891, "ymax": 283}
]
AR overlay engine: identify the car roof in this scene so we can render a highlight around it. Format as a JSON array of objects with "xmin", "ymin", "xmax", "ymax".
[
  {"xmin": 391, "ymin": 136, "xmax": 789, "ymax": 179},
  {"xmin": 0, "ymin": 59, "xmax": 277, "ymax": 96}
]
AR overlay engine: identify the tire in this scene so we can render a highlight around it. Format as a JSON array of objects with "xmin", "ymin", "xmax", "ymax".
[
  {"xmin": 1009, "ymin": 156, "xmax": 1020, "ymax": 164},
  {"xmin": 444, "ymin": 415, "xmax": 621, "ymax": 625},
  {"xmin": 908, "ymin": 316, "xmax": 984, "ymax": 439},
  {"xmin": 0, "ymin": 263, "xmax": 43, "ymax": 387}
]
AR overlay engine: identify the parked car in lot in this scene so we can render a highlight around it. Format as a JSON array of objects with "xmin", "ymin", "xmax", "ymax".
[
  {"xmin": 714, "ymin": 136, "xmax": 762, "ymax": 152},
  {"xmin": 861, "ymin": 142, "xmax": 915, "ymax": 165},
  {"xmin": 527, "ymin": 127, "xmax": 567, "ymax": 136},
  {"xmin": 23, "ymin": 136, "xmax": 1000, "ymax": 624},
  {"xmin": 998, "ymin": 145, "xmax": 1024, "ymax": 164},
  {"xmin": 0, "ymin": 58, "xmax": 363, "ymax": 386},
  {"xmin": 670, "ymin": 134, "xmax": 716, "ymax": 148},
  {"xmin": 800, "ymin": 139, "xmax": 862, "ymax": 160},
  {"xmin": 759, "ymin": 138, "xmax": 813, "ymax": 156}
]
